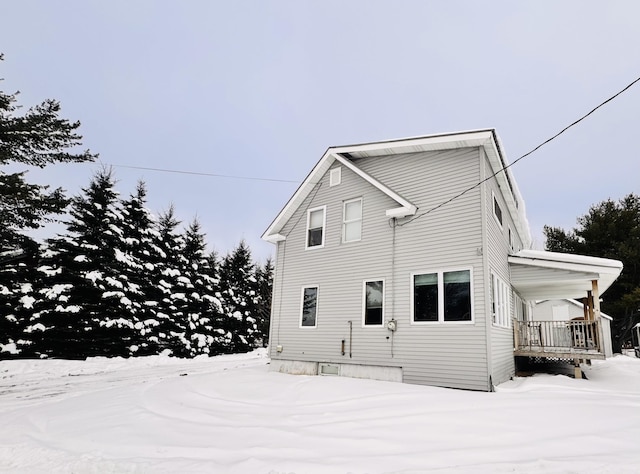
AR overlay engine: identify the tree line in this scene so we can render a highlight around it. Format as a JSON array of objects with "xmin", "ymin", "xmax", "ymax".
[
  {"xmin": 544, "ymin": 193, "xmax": 640, "ymax": 352},
  {"xmin": 1, "ymin": 54, "xmax": 271, "ymax": 359}
]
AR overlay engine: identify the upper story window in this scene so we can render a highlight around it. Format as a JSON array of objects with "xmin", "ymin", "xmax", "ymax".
[
  {"xmin": 493, "ymin": 192, "xmax": 503, "ymax": 228},
  {"xmin": 306, "ymin": 206, "xmax": 326, "ymax": 249},
  {"xmin": 363, "ymin": 280, "xmax": 384, "ymax": 326},
  {"xmin": 330, "ymin": 167, "xmax": 341, "ymax": 187},
  {"xmin": 342, "ymin": 198, "xmax": 362, "ymax": 243},
  {"xmin": 412, "ymin": 269, "xmax": 473, "ymax": 323}
]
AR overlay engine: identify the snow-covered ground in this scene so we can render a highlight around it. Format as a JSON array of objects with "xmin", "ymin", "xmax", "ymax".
[{"xmin": 0, "ymin": 350, "xmax": 639, "ymax": 473}]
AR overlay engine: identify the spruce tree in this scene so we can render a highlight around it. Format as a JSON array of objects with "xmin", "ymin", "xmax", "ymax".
[
  {"xmin": 0, "ymin": 54, "xmax": 96, "ymax": 256},
  {"xmin": 151, "ymin": 206, "xmax": 189, "ymax": 355},
  {"xmin": 34, "ymin": 169, "xmax": 137, "ymax": 358},
  {"xmin": 1, "ymin": 54, "xmax": 96, "ymax": 355},
  {"xmin": 177, "ymin": 219, "xmax": 226, "ymax": 356},
  {"xmin": 219, "ymin": 240, "xmax": 258, "ymax": 352},
  {"xmin": 120, "ymin": 181, "xmax": 164, "ymax": 355},
  {"xmin": 254, "ymin": 258, "xmax": 273, "ymax": 348}
]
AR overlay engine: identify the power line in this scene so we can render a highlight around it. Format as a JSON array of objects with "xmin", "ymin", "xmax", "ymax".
[
  {"xmin": 397, "ymin": 74, "xmax": 640, "ymax": 227},
  {"xmin": 101, "ymin": 163, "xmax": 300, "ymax": 184}
]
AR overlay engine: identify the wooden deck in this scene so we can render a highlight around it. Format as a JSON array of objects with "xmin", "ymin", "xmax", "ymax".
[{"xmin": 513, "ymin": 319, "xmax": 605, "ymax": 360}]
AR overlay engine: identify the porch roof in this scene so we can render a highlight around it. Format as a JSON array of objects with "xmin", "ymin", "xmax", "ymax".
[{"xmin": 508, "ymin": 250, "xmax": 623, "ymax": 301}]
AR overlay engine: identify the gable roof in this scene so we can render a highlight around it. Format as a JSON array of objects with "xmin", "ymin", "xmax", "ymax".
[{"xmin": 262, "ymin": 129, "xmax": 531, "ymax": 244}]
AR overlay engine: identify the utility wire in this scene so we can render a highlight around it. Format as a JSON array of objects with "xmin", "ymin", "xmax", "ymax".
[
  {"xmin": 101, "ymin": 163, "xmax": 300, "ymax": 184},
  {"xmin": 397, "ymin": 74, "xmax": 640, "ymax": 227}
]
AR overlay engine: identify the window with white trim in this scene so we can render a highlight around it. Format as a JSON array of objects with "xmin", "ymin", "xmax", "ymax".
[
  {"xmin": 412, "ymin": 269, "xmax": 472, "ymax": 323},
  {"xmin": 508, "ymin": 226, "xmax": 514, "ymax": 251},
  {"xmin": 300, "ymin": 286, "xmax": 318, "ymax": 327},
  {"xmin": 493, "ymin": 192, "xmax": 503, "ymax": 228},
  {"xmin": 342, "ymin": 198, "xmax": 362, "ymax": 243},
  {"xmin": 491, "ymin": 273, "xmax": 511, "ymax": 328},
  {"xmin": 363, "ymin": 280, "xmax": 384, "ymax": 326},
  {"xmin": 306, "ymin": 206, "xmax": 325, "ymax": 248}
]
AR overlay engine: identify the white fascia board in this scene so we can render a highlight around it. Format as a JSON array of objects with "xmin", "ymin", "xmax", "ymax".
[
  {"xmin": 331, "ymin": 153, "xmax": 417, "ymax": 217},
  {"xmin": 330, "ymin": 129, "xmax": 495, "ymax": 155},
  {"xmin": 261, "ymin": 151, "xmax": 335, "ymax": 241}
]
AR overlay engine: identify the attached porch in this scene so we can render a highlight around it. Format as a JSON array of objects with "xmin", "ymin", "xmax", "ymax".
[{"xmin": 508, "ymin": 250, "xmax": 623, "ymax": 364}]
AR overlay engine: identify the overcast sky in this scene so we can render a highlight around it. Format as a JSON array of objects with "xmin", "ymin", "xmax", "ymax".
[{"xmin": 2, "ymin": 1, "xmax": 639, "ymax": 261}]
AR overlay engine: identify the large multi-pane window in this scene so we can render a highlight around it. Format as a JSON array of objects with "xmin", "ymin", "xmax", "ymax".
[
  {"xmin": 342, "ymin": 198, "xmax": 362, "ymax": 243},
  {"xmin": 363, "ymin": 280, "xmax": 384, "ymax": 326},
  {"xmin": 412, "ymin": 269, "xmax": 472, "ymax": 323},
  {"xmin": 306, "ymin": 206, "xmax": 325, "ymax": 248},
  {"xmin": 300, "ymin": 286, "xmax": 318, "ymax": 327}
]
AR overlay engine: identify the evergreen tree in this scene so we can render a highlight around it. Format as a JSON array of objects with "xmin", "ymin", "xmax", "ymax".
[
  {"xmin": 0, "ymin": 54, "xmax": 96, "ymax": 256},
  {"xmin": 151, "ymin": 206, "xmax": 189, "ymax": 355},
  {"xmin": 254, "ymin": 258, "xmax": 273, "ymax": 347},
  {"xmin": 544, "ymin": 193, "xmax": 640, "ymax": 351},
  {"xmin": 176, "ymin": 219, "xmax": 226, "ymax": 356},
  {"xmin": 1, "ymin": 54, "xmax": 96, "ymax": 355},
  {"xmin": 33, "ymin": 169, "xmax": 137, "ymax": 358},
  {"xmin": 120, "ymin": 181, "xmax": 164, "ymax": 355},
  {"xmin": 219, "ymin": 240, "xmax": 258, "ymax": 352}
]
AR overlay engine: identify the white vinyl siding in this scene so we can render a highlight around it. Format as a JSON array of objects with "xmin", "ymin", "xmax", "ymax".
[
  {"xmin": 342, "ymin": 198, "xmax": 363, "ymax": 243},
  {"xmin": 306, "ymin": 206, "xmax": 326, "ymax": 249}
]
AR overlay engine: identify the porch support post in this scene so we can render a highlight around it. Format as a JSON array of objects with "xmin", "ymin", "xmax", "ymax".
[{"xmin": 592, "ymin": 279, "xmax": 605, "ymax": 355}]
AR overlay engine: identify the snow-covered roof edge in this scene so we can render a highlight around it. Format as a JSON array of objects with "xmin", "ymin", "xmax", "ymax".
[{"xmin": 536, "ymin": 298, "xmax": 613, "ymax": 320}]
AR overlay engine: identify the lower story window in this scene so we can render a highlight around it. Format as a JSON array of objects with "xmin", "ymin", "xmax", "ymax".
[
  {"xmin": 364, "ymin": 280, "xmax": 384, "ymax": 326},
  {"xmin": 301, "ymin": 286, "xmax": 318, "ymax": 327},
  {"xmin": 412, "ymin": 269, "xmax": 472, "ymax": 323},
  {"xmin": 491, "ymin": 273, "xmax": 511, "ymax": 328}
]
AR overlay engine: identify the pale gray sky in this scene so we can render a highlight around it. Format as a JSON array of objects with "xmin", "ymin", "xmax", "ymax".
[{"xmin": 2, "ymin": 1, "xmax": 639, "ymax": 260}]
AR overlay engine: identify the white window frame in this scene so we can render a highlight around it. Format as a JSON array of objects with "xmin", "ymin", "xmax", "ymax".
[
  {"xmin": 299, "ymin": 285, "xmax": 319, "ymax": 328},
  {"xmin": 342, "ymin": 197, "xmax": 363, "ymax": 243},
  {"xmin": 491, "ymin": 272, "xmax": 511, "ymax": 328},
  {"xmin": 410, "ymin": 267, "xmax": 474, "ymax": 325},
  {"xmin": 362, "ymin": 279, "xmax": 385, "ymax": 327},
  {"xmin": 330, "ymin": 167, "xmax": 341, "ymax": 187},
  {"xmin": 305, "ymin": 205, "xmax": 326, "ymax": 249},
  {"xmin": 492, "ymin": 191, "xmax": 503, "ymax": 229}
]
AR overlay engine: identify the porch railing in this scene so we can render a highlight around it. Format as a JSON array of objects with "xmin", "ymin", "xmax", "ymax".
[{"xmin": 514, "ymin": 319, "xmax": 602, "ymax": 355}]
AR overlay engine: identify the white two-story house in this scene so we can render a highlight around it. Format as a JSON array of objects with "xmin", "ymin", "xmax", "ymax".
[{"xmin": 262, "ymin": 129, "xmax": 622, "ymax": 391}]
